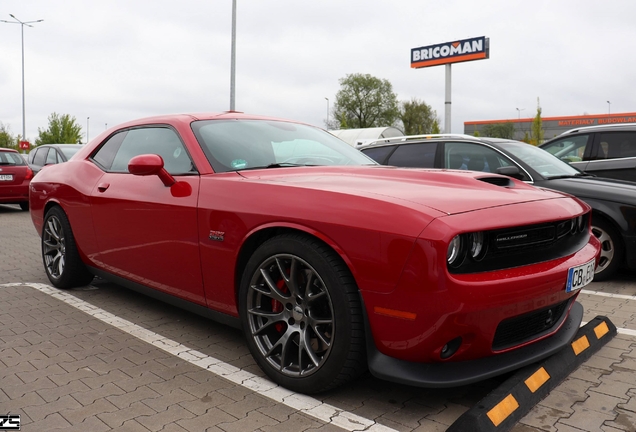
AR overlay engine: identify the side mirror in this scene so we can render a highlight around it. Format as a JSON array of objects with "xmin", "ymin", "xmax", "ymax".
[
  {"xmin": 496, "ymin": 166, "xmax": 525, "ymax": 181},
  {"xmin": 128, "ymin": 154, "xmax": 175, "ymax": 186}
]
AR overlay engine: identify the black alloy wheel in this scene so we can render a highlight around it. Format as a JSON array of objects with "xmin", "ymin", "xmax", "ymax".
[
  {"xmin": 239, "ymin": 233, "xmax": 366, "ymax": 393},
  {"xmin": 42, "ymin": 206, "xmax": 94, "ymax": 288}
]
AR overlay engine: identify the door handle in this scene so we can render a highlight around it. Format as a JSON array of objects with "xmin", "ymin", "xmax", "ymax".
[{"xmin": 97, "ymin": 183, "xmax": 110, "ymax": 192}]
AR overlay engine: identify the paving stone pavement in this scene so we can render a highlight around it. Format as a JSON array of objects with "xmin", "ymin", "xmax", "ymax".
[{"xmin": 2, "ymin": 204, "xmax": 636, "ymax": 432}]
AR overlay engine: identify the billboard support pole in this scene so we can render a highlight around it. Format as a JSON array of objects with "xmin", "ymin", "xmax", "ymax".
[{"xmin": 444, "ymin": 64, "xmax": 452, "ymax": 133}]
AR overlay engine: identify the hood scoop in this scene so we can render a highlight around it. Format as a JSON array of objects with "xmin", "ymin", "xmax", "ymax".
[{"xmin": 477, "ymin": 176, "xmax": 516, "ymax": 188}]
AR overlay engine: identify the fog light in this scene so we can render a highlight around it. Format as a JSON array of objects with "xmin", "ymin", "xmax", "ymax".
[{"xmin": 440, "ymin": 337, "xmax": 462, "ymax": 359}]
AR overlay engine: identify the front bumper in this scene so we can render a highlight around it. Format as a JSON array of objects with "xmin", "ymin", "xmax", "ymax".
[{"xmin": 365, "ymin": 300, "xmax": 583, "ymax": 388}]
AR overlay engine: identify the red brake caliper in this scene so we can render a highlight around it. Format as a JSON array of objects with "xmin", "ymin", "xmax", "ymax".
[{"xmin": 272, "ymin": 279, "xmax": 288, "ymax": 332}]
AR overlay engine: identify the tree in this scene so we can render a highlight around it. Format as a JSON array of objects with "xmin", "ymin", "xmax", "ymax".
[
  {"xmin": 482, "ymin": 122, "xmax": 515, "ymax": 139},
  {"xmin": 530, "ymin": 98, "xmax": 544, "ymax": 146},
  {"xmin": 36, "ymin": 113, "xmax": 83, "ymax": 145},
  {"xmin": 482, "ymin": 123, "xmax": 514, "ymax": 139},
  {"xmin": 331, "ymin": 73, "xmax": 399, "ymax": 129},
  {"xmin": 0, "ymin": 123, "xmax": 16, "ymax": 149},
  {"xmin": 400, "ymin": 98, "xmax": 439, "ymax": 135}
]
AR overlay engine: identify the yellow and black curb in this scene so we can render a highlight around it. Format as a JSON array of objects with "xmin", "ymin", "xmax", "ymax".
[{"xmin": 447, "ymin": 316, "xmax": 616, "ymax": 432}]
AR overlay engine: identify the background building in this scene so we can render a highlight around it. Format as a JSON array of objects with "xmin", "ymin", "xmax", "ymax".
[{"xmin": 464, "ymin": 112, "xmax": 636, "ymax": 142}]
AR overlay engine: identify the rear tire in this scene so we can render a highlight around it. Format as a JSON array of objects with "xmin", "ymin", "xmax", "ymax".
[
  {"xmin": 239, "ymin": 233, "xmax": 366, "ymax": 393},
  {"xmin": 42, "ymin": 206, "xmax": 94, "ymax": 288},
  {"xmin": 591, "ymin": 216, "xmax": 623, "ymax": 281}
]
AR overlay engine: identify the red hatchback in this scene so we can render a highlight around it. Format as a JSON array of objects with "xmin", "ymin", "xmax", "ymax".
[
  {"xmin": 0, "ymin": 148, "xmax": 33, "ymax": 211},
  {"xmin": 29, "ymin": 113, "xmax": 600, "ymax": 393}
]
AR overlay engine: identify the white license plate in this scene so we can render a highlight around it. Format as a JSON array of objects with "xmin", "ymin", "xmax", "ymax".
[
  {"xmin": 566, "ymin": 259, "xmax": 595, "ymax": 292},
  {"xmin": 0, "ymin": 174, "xmax": 13, "ymax": 181}
]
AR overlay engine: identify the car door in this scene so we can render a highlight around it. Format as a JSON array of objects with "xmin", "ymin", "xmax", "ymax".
[
  {"xmin": 89, "ymin": 126, "xmax": 205, "ymax": 304},
  {"xmin": 30, "ymin": 147, "xmax": 48, "ymax": 174},
  {"xmin": 584, "ymin": 131, "xmax": 636, "ymax": 182}
]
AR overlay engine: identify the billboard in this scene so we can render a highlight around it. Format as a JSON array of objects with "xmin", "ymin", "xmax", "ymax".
[{"xmin": 411, "ymin": 36, "xmax": 489, "ymax": 69}]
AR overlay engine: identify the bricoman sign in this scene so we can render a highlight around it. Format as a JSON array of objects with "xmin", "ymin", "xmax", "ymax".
[{"xmin": 411, "ymin": 36, "xmax": 489, "ymax": 68}]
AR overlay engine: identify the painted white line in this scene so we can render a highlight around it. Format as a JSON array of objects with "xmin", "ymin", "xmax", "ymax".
[
  {"xmin": 579, "ymin": 290, "xmax": 636, "ymax": 335},
  {"xmin": 581, "ymin": 289, "xmax": 636, "ymax": 301},
  {"xmin": 4, "ymin": 283, "xmax": 398, "ymax": 432}
]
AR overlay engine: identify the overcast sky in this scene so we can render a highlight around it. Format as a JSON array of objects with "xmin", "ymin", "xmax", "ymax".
[{"xmin": 1, "ymin": 0, "xmax": 635, "ymax": 142}]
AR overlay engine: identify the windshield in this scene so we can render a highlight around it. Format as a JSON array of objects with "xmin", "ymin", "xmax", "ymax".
[
  {"xmin": 498, "ymin": 141, "xmax": 582, "ymax": 179},
  {"xmin": 0, "ymin": 151, "xmax": 26, "ymax": 166},
  {"xmin": 191, "ymin": 120, "xmax": 376, "ymax": 173}
]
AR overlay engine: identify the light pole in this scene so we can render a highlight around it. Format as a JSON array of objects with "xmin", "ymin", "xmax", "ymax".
[
  {"xmin": 516, "ymin": 108, "xmax": 524, "ymax": 139},
  {"xmin": 0, "ymin": 14, "xmax": 43, "ymax": 145},
  {"xmin": 229, "ymin": 0, "xmax": 237, "ymax": 111},
  {"xmin": 86, "ymin": 117, "xmax": 90, "ymax": 143},
  {"xmin": 325, "ymin": 97, "xmax": 329, "ymax": 125},
  {"xmin": 607, "ymin": 101, "xmax": 611, "ymax": 116}
]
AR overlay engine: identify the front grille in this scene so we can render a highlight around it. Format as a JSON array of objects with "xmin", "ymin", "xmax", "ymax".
[
  {"xmin": 449, "ymin": 215, "xmax": 589, "ymax": 274},
  {"xmin": 492, "ymin": 299, "xmax": 571, "ymax": 351}
]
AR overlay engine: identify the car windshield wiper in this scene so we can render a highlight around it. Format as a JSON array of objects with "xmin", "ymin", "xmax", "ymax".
[{"xmin": 546, "ymin": 172, "xmax": 593, "ymax": 180}]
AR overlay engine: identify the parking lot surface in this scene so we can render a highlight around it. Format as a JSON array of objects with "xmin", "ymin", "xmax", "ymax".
[{"xmin": 2, "ymin": 204, "xmax": 636, "ymax": 431}]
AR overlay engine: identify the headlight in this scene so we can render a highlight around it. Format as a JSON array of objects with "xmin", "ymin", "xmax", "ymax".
[
  {"xmin": 447, "ymin": 235, "xmax": 464, "ymax": 266},
  {"xmin": 469, "ymin": 232, "xmax": 486, "ymax": 260}
]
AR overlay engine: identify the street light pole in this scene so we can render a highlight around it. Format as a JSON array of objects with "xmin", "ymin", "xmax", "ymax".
[
  {"xmin": 325, "ymin": 97, "xmax": 329, "ymax": 125},
  {"xmin": 0, "ymin": 14, "xmax": 43, "ymax": 143},
  {"xmin": 516, "ymin": 108, "xmax": 524, "ymax": 139},
  {"xmin": 607, "ymin": 101, "xmax": 611, "ymax": 116},
  {"xmin": 229, "ymin": 0, "xmax": 237, "ymax": 111},
  {"xmin": 86, "ymin": 117, "xmax": 90, "ymax": 143}
]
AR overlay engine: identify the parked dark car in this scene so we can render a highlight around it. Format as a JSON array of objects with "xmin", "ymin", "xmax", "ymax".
[
  {"xmin": 0, "ymin": 147, "xmax": 34, "ymax": 211},
  {"xmin": 360, "ymin": 134, "xmax": 636, "ymax": 281},
  {"xmin": 540, "ymin": 123, "xmax": 636, "ymax": 182},
  {"xmin": 28, "ymin": 144, "xmax": 83, "ymax": 174}
]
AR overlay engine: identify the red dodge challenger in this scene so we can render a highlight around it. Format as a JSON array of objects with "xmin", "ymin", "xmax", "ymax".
[{"xmin": 29, "ymin": 113, "xmax": 600, "ymax": 393}]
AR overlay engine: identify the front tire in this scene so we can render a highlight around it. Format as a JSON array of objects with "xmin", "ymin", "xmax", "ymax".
[
  {"xmin": 591, "ymin": 216, "xmax": 623, "ymax": 281},
  {"xmin": 239, "ymin": 233, "xmax": 366, "ymax": 393},
  {"xmin": 42, "ymin": 206, "xmax": 94, "ymax": 288}
]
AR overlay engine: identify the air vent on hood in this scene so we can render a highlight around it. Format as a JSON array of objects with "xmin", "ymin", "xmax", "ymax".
[{"xmin": 477, "ymin": 176, "xmax": 515, "ymax": 188}]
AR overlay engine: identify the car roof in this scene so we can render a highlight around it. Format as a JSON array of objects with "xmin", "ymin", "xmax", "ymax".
[
  {"xmin": 0, "ymin": 148, "xmax": 19, "ymax": 153},
  {"xmin": 359, "ymin": 134, "xmax": 515, "ymax": 149},
  {"xmin": 557, "ymin": 122, "xmax": 636, "ymax": 136}
]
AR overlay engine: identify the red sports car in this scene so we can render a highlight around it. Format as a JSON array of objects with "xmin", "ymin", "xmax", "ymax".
[
  {"xmin": 29, "ymin": 113, "xmax": 600, "ymax": 393},
  {"xmin": 0, "ymin": 147, "xmax": 33, "ymax": 211}
]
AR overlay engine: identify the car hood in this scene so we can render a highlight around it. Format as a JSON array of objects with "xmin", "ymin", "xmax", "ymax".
[
  {"xmin": 540, "ymin": 177, "xmax": 636, "ymax": 204},
  {"xmin": 238, "ymin": 166, "xmax": 568, "ymax": 215}
]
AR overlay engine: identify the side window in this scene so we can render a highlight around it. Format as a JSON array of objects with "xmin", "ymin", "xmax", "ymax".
[
  {"xmin": 386, "ymin": 143, "xmax": 437, "ymax": 168},
  {"xmin": 92, "ymin": 127, "xmax": 195, "ymax": 175},
  {"xmin": 361, "ymin": 146, "xmax": 395, "ymax": 164},
  {"xmin": 541, "ymin": 135, "xmax": 590, "ymax": 162},
  {"xmin": 443, "ymin": 142, "xmax": 523, "ymax": 177},
  {"xmin": 600, "ymin": 132, "xmax": 636, "ymax": 159},
  {"xmin": 46, "ymin": 149, "xmax": 58, "ymax": 165},
  {"xmin": 32, "ymin": 148, "xmax": 48, "ymax": 167}
]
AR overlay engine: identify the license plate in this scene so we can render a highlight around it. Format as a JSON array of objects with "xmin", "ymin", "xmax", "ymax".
[
  {"xmin": 0, "ymin": 174, "xmax": 13, "ymax": 181},
  {"xmin": 566, "ymin": 259, "xmax": 595, "ymax": 292}
]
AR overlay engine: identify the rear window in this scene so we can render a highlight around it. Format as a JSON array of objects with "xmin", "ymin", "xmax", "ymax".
[{"xmin": 0, "ymin": 151, "xmax": 26, "ymax": 166}]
